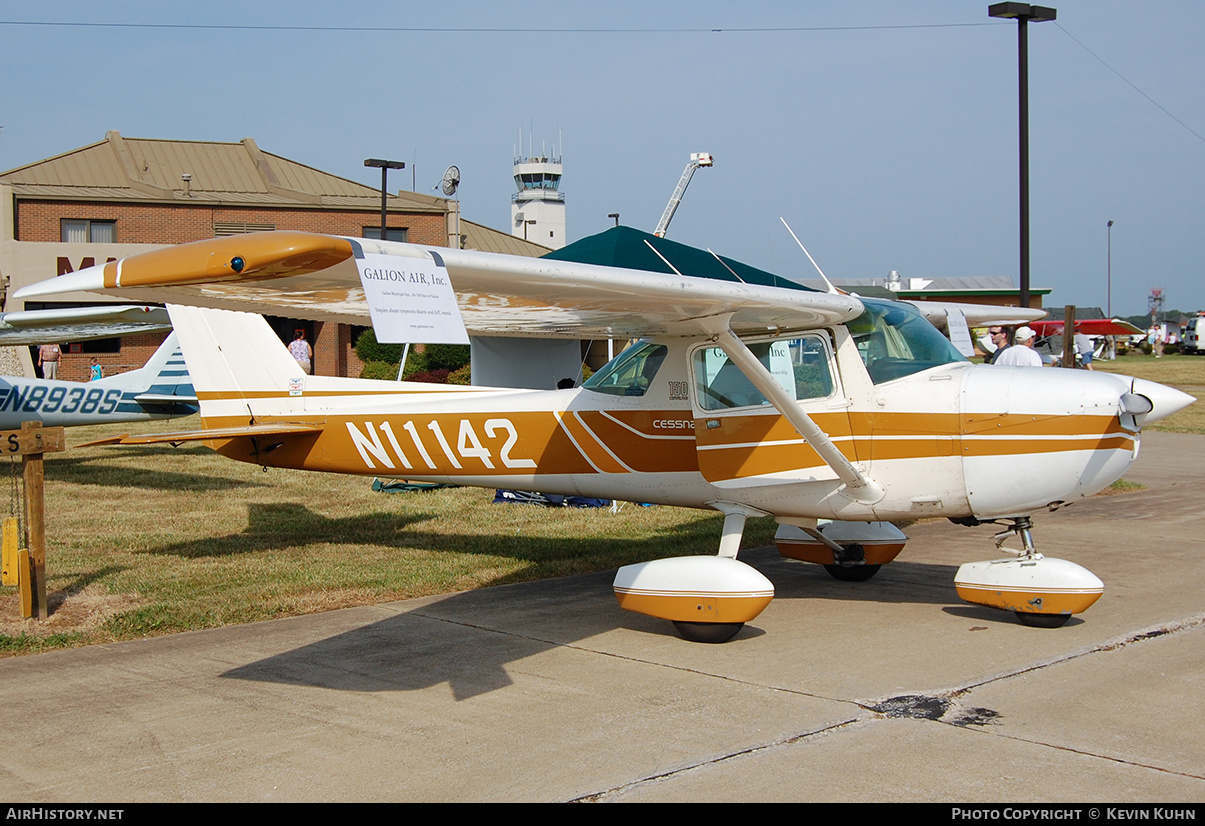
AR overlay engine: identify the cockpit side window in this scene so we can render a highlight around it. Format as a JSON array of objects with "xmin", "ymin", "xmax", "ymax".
[
  {"xmin": 693, "ymin": 335, "xmax": 835, "ymax": 411},
  {"xmin": 582, "ymin": 341, "xmax": 668, "ymax": 397},
  {"xmin": 849, "ymin": 299, "xmax": 966, "ymax": 384}
]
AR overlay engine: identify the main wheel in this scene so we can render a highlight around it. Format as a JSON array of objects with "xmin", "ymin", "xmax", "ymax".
[
  {"xmin": 672, "ymin": 621, "xmax": 744, "ymax": 644},
  {"xmin": 824, "ymin": 563, "xmax": 882, "ymax": 582},
  {"xmin": 1015, "ymin": 611, "xmax": 1071, "ymax": 628}
]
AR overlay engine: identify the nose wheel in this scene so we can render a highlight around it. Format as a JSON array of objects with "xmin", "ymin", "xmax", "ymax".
[
  {"xmin": 1015, "ymin": 611, "xmax": 1070, "ymax": 628},
  {"xmin": 954, "ymin": 517, "xmax": 1104, "ymax": 627}
]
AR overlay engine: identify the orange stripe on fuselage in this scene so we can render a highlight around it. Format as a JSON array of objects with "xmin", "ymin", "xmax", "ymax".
[
  {"xmin": 194, "ymin": 405, "xmax": 1133, "ymax": 484},
  {"xmin": 555, "ymin": 412, "xmax": 631, "ymax": 474},
  {"xmin": 576, "ymin": 410, "xmax": 698, "ymax": 473},
  {"xmin": 202, "ymin": 410, "xmax": 599, "ymax": 477},
  {"xmin": 196, "ymin": 388, "xmax": 491, "ymax": 401}
]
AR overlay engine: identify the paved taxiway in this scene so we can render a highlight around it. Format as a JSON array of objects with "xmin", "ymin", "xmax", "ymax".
[{"xmin": 1, "ymin": 431, "xmax": 1202, "ymax": 802}]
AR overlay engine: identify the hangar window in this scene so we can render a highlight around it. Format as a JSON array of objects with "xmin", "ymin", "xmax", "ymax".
[
  {"xmin": 693, "ymin": 335, "xmax": 835, "ymax": 411},
  {"xmin": 583, "ymin": 342, "xmax": 667, "ymax": 397},
  {"xmin": 214, "ymin": 222, "xmax": 276, "ymax": 236},
  {"xmin": 363, "ymin": 227, "xmax": 409, "ymax": 243},
  {"xmin": 61, "ymin": 220, "xmax": 116, "ymax": 243}
]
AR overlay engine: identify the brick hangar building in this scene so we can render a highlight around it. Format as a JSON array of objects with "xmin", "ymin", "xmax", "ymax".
[{"xmin": 0, "ymin": 131, "xmax": 548, "ymax": 381}]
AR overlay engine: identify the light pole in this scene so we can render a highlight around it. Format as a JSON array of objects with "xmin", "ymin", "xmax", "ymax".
[
  {"xmin": 1106, "ymin": 220, "xmax": 1113, "ymax": 317},
  {"xmin": 988, "ymin": 3, "xmax": 1057, "ymax": 309},
  {"xmin": 608, "ymin": 213, "xmax": 620, "ymax": 228},
  {"xmin": 364, "ymin": 158, "xmax": 406, "ymax": 240},
  {"xmin": 1106, "ymin": 219, "xmax": 1115, "ymax": 359}
]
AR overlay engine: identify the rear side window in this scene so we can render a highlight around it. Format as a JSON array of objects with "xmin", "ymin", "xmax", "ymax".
[{"xmin": 693, "ymin": 336, "xmax": 834, "ymax": 411}]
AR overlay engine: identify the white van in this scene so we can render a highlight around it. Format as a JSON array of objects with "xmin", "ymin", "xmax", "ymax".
[{"xmin": 1183, "ymin": 317, "xmax": 1205, "ymax": 354}]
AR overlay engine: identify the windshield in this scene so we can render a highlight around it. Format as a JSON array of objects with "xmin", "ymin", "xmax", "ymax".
[{"xmin": 848, "ymin": 298, "xmax": 966, "ymax": 384}]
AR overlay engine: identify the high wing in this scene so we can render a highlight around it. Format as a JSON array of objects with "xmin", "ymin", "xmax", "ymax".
[
  {"xmin": 907, "ymin": 301, "xmax": 1046, "ymax": 330},
  {"xmin": 0, "ymin": 305, "xmax": 172, "ymax": 346},
  {"xmin": 15, "ymin": 231, "xmax": 864, "ymax": 339},
  {"xmin": 1030, "ymin": 319, "xmax": 1144, "ymax": 337}
]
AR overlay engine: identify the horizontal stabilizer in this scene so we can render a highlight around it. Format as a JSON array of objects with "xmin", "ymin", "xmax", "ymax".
[
  {"xmin": 0, "ymin": 305, "xmax": 172, "ymax": 346},
  {"xmin": 132, "ymin": 392, "xmax": 200, "ymax": 405},
  {"xmin": 76, "ymin": 422, "xmax": 323, "ymax": 448}
]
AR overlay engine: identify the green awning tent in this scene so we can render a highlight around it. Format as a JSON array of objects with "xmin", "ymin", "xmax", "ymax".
[{"xmin": 542, "ymin": 226, "xmax": 817, "ymax": 293}]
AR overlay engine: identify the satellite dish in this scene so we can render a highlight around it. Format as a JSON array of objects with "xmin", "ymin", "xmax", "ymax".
[{"xmin": 440, "ymin": 165, "xmax": 460, "ymax": 197}]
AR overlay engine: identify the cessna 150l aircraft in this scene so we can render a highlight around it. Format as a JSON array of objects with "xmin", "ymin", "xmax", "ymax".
[
  {"xmin": 0, "ymin": 330, "xmax": 196, "ymax": 430},
  {"xmin": 16, "ymin": 231, "xmax": 1195, "ymax": 642}
]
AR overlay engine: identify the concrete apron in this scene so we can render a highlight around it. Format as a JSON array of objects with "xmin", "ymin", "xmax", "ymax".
[{"xmin": 0, "ymin": 432, "xmax": 1201, "ymax": 802}]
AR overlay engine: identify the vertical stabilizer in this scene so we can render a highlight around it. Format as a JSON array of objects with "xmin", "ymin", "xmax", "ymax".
[
  {"xmin": 165, "ymin": 305, "xmax": 305, "ymax": 420},
  {"xmin": 102, "ymin": 332, "xmax": 189, "ymax": 396}
]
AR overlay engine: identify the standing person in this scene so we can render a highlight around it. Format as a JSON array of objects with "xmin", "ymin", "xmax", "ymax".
[
  {"xmin": 1073, "ymin": 327, "xmax": 1094, "ymax": 370},
  {"xmin": 38, "ymin": 342, "xmax": 62, "ymax": 379},
  {"xmin": 994, "ymin": 326, "xmax": 1044, "ymax": 367},
  {"xmin": 89, "ymin": 358, "xmax": 103, "ymax": 381},
  {"xmin": 985, "ymin": 327, "xmax": 1012, "ymax": 364},
  {"xmin": 289, "ymin": 329, "xmax": 313, "ymax": 374}
]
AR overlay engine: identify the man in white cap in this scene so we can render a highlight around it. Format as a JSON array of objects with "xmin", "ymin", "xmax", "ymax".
[{"xmin": 993, "ymin": 326, "xmax": 1044, "ymax": 367}]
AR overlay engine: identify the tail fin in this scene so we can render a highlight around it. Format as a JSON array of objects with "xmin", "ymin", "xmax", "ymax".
[
  {"xmin": 100, "ymin": 331, "xmax": 196, "ymax": 403},
  {"xmin": 164, "ymin": 304, "xmax": 306, "ymax": 420}
]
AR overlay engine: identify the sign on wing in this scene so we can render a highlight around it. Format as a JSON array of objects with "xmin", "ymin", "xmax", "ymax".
[{"xmin": 355, "ymin": 252, "xmax": 469, "ymax": 344}]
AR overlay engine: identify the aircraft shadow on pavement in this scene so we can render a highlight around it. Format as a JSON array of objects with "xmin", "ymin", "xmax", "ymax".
[
  {"xmin": 222, "ymin": 571, "xmax": 619, "ymax": 701},
  {"xmin": 220, "ymin": 545, "xmax": 965, "ymax": 701}
]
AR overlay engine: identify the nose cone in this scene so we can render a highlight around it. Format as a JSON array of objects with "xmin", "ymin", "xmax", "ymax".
[{"xmin": 1131, "ymin": 378, "xmax": 1196, "ymax": 424}]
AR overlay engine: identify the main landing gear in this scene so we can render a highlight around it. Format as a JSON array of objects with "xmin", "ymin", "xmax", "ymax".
[
  {"xmin": 954, "ymin": 517, "xmax": 1104, "ymax": 627},
  {"xmin": 775, "ymin": 520, "xmax": 907, "ymax": 581},
  {"xmin": 824, "ymin": 562, "xmax": 882, "ymax": 582},
  {"xmin": 612, "ymin": 504, "xmax": 774, "ymax": 643}
]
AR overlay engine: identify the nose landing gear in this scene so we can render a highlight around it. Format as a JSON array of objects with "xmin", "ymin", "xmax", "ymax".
[{"xmin": 954, "ymin": 517, "xmax": 1104, "ymax": 627}]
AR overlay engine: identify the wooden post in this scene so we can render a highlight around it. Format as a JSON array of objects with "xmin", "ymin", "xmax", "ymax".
[
  {"xmin": 24, "ymin": 423, "xmax": 47, "ymax": 619},
  {"xmin": 3, "ymin": 423, "xmax": 65, "ymax": 620},
  {"xmin": 1062, "ymin": 305, "xmax": 1077, "ymax": 369}
]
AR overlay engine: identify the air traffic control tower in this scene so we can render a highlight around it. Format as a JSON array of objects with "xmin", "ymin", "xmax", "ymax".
[{"xmin": 511, "ymin": 144, "xmax": 565, "ymax": 250}]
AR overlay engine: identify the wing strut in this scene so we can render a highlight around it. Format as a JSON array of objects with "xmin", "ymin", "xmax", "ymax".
[{"xmin": 707, "ymin": 325, "xmax": 884, "ymax": 504}]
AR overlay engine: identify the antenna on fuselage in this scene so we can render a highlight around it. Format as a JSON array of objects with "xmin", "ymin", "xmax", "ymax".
[{"xmin": 780, "ymin": 217, "xmax": 841, "ymax": 295}]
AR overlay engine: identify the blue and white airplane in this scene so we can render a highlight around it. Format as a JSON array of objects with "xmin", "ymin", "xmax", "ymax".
[{"xmin": 0, "ymin": 332, "xmax": 197, "ymax": 429}]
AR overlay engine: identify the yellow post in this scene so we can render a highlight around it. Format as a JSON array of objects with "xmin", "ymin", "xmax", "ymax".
[
  {"xmin": 1, "ymin": 516, "xmax": 18, "ymax": 586},
  {"xmin": 17, "ymin": 548, "xmax": 32, "ymax": 618}
]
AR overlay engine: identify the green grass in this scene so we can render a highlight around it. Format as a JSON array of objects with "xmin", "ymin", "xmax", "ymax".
[
  {"xmin": 1093, "ymin": 353, "xmax": 1205, "ymax": 433},
  {"xmin": 1, "ymin": 420, "xmax": 779, "ymax": 655},
  {"xmin": 1093, "ymin": 352, "xmax": 1205, "ymax": 389}
]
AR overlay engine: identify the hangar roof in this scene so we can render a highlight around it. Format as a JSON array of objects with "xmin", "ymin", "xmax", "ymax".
[
  {"xmin": 0, "ymin": 131, "xmax": 447, "ymax": 213},
  {"xmin": 459, "ymin": 220, "xmax": 551, "ymax": 256}
]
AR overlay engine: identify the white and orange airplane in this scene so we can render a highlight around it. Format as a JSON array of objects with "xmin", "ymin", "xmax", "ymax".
[{"xmin": 15, "ymin": 232, "xmax": 1195, "ymax": 642}]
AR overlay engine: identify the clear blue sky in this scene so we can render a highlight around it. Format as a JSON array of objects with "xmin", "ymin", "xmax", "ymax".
[{"xmin": 3, "ymin": 1, "xmax": 1202, "ymax": 317}]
